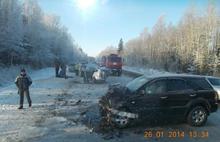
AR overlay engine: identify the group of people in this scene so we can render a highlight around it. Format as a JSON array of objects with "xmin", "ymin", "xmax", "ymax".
[
  {"xmin": 82, "ymin": 63, "xmax": 97, "ymax": 83},
  {"xmin": 75, "ymin": 62, "xmax": 97, "ymax": 83},
  {"xmin": 14, "ymin": 62, "xmax": 99, "ymax": 109}
]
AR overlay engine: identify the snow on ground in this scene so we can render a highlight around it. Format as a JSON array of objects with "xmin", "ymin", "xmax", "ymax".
[
  {"xmin": 0, "ymin": 67, "xmax": 133, "ymax": 142},
  {"xmin": 0, "ymin": 66, "xmax": 54, "ymax": 89},
  {"xmin": 1, "ymin": 66, "xmax": 219, "ymax": 142},
  {"xmin": 0, "ymin": 66, "xmax": 30, "ymax": 88},
  {"xmin": 31, "ymin": 68, "xmax": 54, "ymax": 80},
  {"xmin": 0, "ymin": 67, "xmax": 55, "ymax": 105},
  {"xmin": 0, "ymin": 67, "xmax": 63, "ymax": 142}
]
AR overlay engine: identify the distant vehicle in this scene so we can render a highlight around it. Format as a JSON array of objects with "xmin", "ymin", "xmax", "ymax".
[
  {"xmin": 92, "ymin": 68, "xmax": 107, "ymax": 83},
  {"xmin": 206, "ymin": 76, "xmax": 220, "ymax": 101},
  {"xmin": 101, "ymin": 54, "xmax": 122, "ymax": 76},
  {"xmin": 99, "ymin": 75, "xmax": 218, "ymax": 128}
]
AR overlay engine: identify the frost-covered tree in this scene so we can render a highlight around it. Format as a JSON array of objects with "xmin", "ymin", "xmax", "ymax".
[
  {"xmin": 98, "ymin": 46, "xmax": 117, "ymax": 57},
  {"xmin": 118, "ymin": 38, "xmax": 123, "ymax": 56},
  {"xmin": 99, "ymin": 2, "xmax": 220, "ymax": 75},
  {"xmin": 0, "ymin": 0, "xmax": 87, "ymax": 68},
  {"xmin": 0, "ymin": 0, "xmax": 23, "ymax": 66}
]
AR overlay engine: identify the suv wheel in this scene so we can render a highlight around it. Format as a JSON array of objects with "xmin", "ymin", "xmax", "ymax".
[
  {"xmin": 113, "ymin": 108, "xmax": 131, "ymax": 128},
  {"xmin": 114, "ymin": 115, "xmax": 129, "ymax": 128},
  {"xmin": 187, "ymin": 106, "xmax": 208, "ymax": 126}
]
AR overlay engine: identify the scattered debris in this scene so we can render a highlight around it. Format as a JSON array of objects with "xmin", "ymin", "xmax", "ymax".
[
  {"xmin": 102, "ymin": 133, "xmax": 114, "ymax": 140},
  {"xmin": 75, "ymin": 99, "xmax": 82, "ymax": 105}
]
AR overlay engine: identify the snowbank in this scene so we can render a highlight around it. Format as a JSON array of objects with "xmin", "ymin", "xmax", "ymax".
[
  {"xmin": 123, "ymin": 66, "xmax": 173, "ymax": 76},
  {"xmin": 0, "ymin": 66, "xmax": 31, "ymax": 87},
  {"xmin": 0, "ymin": 66, "xmax": 54, "ymax": 89},
  {"xmin": 31, "ymin": 68, "xmax": 54, "ymax": 80}
]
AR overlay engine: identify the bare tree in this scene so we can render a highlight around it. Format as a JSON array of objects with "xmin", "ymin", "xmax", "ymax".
[{"xmin": 103, "ymin": 2, "xmax": 220, "ymax": 75}]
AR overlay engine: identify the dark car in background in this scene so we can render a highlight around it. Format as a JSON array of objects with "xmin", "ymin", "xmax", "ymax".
[{"xmin": 99, "ymin": 75, "xmax": 218, "ymax": 128}]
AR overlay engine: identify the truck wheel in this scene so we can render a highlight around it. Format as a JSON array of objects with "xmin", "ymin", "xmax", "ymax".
[{"xmin": 187, "ymin": 106, "xmax": 208, "ymax": 127}]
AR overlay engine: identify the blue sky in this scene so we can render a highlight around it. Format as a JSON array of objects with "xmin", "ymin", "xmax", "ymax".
[{"xmin": 37, "ymin": 0, "xmax": 219, "ymax": 57}]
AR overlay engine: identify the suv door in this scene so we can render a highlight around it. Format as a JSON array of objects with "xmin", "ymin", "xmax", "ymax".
[
  {"xmin": 186, "ymin": 78, "xmax": 216, "ymax": 109},
  {"xmin": 161, "ymin": 78, "xmax": 193, "ymax": 117},
  {"xmin": 127, "ymin": 79, "xmax": 167, "ymax": 120}
]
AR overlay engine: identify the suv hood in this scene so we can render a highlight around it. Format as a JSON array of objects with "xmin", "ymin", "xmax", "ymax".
[{"xmin": 99, "ymin": 83, "xmax": 129, "ymax": 109}]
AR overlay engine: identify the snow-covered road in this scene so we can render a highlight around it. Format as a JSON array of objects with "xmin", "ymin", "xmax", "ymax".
[
  {"xmin": 0, "ymin": 68, "xmax": 133, "ymax": 142},
  {"xmin": 0, "ymin": 68, "xmax": 67, "ymax": 141},
  {"xmin": 0, "ymin": 68, "xmax": 220, "ymax": 142}
]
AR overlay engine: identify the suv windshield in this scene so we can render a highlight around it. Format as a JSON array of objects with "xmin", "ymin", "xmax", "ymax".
[
  {"xmin": 126, "ymin": 76, "xmax": 150, "ymax": 92},
  {"xmin": 208, "ymin": 78, "xmax": 220, "ymax": 86}
]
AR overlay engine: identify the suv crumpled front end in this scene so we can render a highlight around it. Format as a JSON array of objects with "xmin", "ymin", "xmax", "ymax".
[{"xmin": 99, "ymin": 84, "xmax": 139, "ymax": 128}]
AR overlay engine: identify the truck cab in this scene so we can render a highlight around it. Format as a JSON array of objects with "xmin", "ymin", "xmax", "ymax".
[{"xmin": 101, "ymin": 54, "xmax": 122, "ymax": 76}]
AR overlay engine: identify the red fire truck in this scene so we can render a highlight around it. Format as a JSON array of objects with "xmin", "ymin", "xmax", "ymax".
[{"xmin": 101, "ymin": 54, "xmax": 122, "ymax": 76}]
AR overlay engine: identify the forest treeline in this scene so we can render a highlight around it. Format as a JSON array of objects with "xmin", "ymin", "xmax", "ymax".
[
  {"xmin": 99, "ymin": 3, "xmax": 220, "ymax": 75},
  {"xmin": 0, "ymin": 0, "xmax": 87, "ymax": 68}
]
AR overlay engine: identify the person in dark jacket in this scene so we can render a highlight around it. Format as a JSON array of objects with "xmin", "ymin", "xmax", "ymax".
[
  {"xmin": 59, "ymin": 63, "xmax": 67, "ymax": 79},
  {"xmin": 55, "ymin": 60, "xmax": 60, "ymax": 77},
  {"xmin": 15, "ymin": 69, "xmax": 32, "ymax": 109}
]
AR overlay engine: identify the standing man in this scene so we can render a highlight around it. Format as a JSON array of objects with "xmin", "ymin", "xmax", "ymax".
[
  {"xmin": 60, "ymin": 63, "xmax": 67, "ymax": 79},
  {"xmin": 85, "ymin": 63, "xmax": 97, "ymax": 83},
  {"xmin": 55, "ymin": 60, "xmax": 60, "ymax": 77},
  {"xmin": 15, "ymin": 69, "xmax": 32, "ymax": 109},
  {"xmin": 74, "ymin": 63, "xmax": 79, "ymax": 76},
  {"xmin": 81, "ymin": 63, "xmax": 87, "ymax": 83}
]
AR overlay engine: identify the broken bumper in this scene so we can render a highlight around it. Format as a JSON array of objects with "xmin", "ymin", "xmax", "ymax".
[{"xmin": 107, "ymin": 107, "xmax": 138, "ymax": 119}]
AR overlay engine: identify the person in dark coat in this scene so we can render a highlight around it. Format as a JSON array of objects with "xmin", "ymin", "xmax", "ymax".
[
  {"xmin": 55, "ymin": 60, "xmax": 60, "ymax": 77},
  {"xmin": 15, "ymin": 69, "xmax": 32, "ymax": 109},
  {"xmin": 59, "ymin": 63, "xmax": 67, "ymax": 79}
]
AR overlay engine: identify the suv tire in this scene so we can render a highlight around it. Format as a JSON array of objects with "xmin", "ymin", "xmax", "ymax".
[
  {"xmin": 114, "ymin": 115, "xmax": 130, "ymax": 128},
  {"xmin": 187, "ymin": 106, "xmax": 208, "ymax": 127}
]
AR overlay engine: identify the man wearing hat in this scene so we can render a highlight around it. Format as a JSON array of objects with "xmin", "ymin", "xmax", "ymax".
[{"xmin": 15, "ymin": 69, "xmax": 32, "ymax": 109}]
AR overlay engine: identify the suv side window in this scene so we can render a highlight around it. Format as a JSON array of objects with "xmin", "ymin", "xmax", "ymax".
[
  {"xmin": 145, "ymin": 79, "xmax": 167, "ymax": 95},
  {"xmin": 167, "ymin": 79, "xmax": 190, "ymax": 92},
  {"xmin": 207, "ymin": 78, "xmax": 220, "ymax": 86},
  {"xmin": 187, "ymin": 78, "xmax": 212, "ymax": 90}
]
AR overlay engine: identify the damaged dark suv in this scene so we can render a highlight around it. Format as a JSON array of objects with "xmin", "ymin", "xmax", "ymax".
[{"xmin": 99, "ymin": 75, "xmax": 218, "ymax": 128}]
